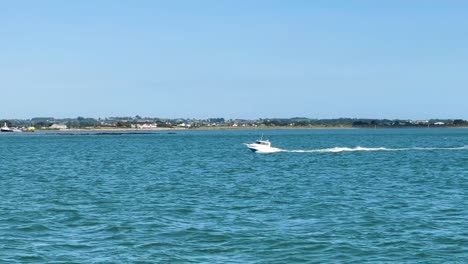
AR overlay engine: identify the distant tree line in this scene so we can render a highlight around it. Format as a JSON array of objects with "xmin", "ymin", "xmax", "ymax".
[
  {"xmin": 65, "ymin": 117, "xmax": 100, "ymax": 128},
  {"xmin": 1, "ymin": 116, "xmax": 467, "ymax": 129},
  {"xmin": 259, "ymin": 118, "xmax": 468, "ymax": 127},
  {"xmin": 351, "ymin": 119, "xmax": 468, "ymax": 128}
]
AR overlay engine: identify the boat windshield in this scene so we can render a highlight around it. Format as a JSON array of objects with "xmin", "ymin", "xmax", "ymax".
[{"xmin": 256, "ymin": 140, "xmax": 270, "ymax": 146}]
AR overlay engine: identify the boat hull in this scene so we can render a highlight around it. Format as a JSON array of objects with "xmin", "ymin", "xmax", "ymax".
[{"xmin": 245, "ymin": 143, "xmax": 282, "ymax": 153}]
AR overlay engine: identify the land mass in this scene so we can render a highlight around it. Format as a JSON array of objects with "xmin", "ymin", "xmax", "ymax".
[{"xmin": 1, "ymin": 116, "xmax": 467, "ymax": 131}]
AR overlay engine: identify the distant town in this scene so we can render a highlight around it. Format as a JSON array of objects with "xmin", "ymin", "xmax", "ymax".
[{"xmin": 1, "ymin": 116, "xmax": 468, "ymax": 130}]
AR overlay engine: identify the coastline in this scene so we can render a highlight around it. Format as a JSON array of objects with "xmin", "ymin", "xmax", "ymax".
[
  {"xmin": 55, "ymin": 127, "xmax": 186, "ymax": 132},
  {"xmin": 34, "ymin": 125, "xmax": 468, "ymax": 132}
]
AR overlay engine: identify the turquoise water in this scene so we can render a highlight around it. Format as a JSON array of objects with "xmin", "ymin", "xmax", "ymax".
[{"xmin": 1, "ymin": 129, "xmax": 467, "ymax": 263}]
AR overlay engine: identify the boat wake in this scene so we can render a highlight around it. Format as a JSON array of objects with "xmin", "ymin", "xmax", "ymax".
[{"xmin": 279, "ymin": 145, "xmax": 468, "ymax": 153}]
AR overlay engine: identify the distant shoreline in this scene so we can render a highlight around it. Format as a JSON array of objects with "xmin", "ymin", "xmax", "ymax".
[
  {"xmin": 191, "ymin": 126, "xmax": 468, "ymax": 130},
  {"xmin": 5, "ymin": 117, "xmax": 467, "ymax": 131},
  {"xmin": 37, "ymin": 125, "xmax": 468, "ymax": 132}
]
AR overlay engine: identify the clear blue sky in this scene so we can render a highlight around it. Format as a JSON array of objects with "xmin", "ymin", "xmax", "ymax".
[{"xmin": 1, "ymin": 0, "xmax": 467, "ymax": 119}]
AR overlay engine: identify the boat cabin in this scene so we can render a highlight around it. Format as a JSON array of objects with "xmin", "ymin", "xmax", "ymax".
[{"xmin": 255, "ymin": 140, "xmax": 271, "ymax": 146}]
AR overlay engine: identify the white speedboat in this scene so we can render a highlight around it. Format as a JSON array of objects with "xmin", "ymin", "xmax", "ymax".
[
  {"xmin": 1, "ymin": 122, "xmax": 13, "ymax": 132},
  {"xmin": 245, "ymin": 138, "xmax": 282, "ymax": 153}
]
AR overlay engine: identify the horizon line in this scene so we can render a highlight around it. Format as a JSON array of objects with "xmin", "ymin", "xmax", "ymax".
[{"xmin": 1, "ymin": 116, "xmax": 467, "ymax": 121}]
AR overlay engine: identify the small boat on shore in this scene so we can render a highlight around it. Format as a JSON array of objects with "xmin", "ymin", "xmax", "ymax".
[
  {"xmin": 245, "ymin": 137, "xmax": 282, "ymax": 153},
  {"xmin": 22, "ymin": 127, "xmax": 36, "ymax": 132},
  {"xmin": 1, "ymin": 122, "xmax": 13, "ymax": 132}
]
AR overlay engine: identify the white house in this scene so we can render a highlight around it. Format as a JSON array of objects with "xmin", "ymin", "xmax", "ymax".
[
  {"xmin": 415, "ymin": 120, "xmax": 429, "ymax": 125},
  {"xmin": 137, "ymin": 123, "xmax": 158, "ymax": 129},
  {"xmin": 50, "ymin": 124, "xmax": 68, "ymax": 130},
  {"xmin": 177, "ymin": 123, "xmax": 191, "ymax": 128}
]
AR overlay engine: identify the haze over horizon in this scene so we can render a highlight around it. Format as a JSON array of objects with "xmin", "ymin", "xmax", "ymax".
[{"xmin": 1, "ymin": 1, "xmax": 467, "ymax": 119}]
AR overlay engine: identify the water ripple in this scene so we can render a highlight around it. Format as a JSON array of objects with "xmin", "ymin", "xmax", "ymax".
[{"xmin": 0, "ymin": 129, "xmax": 467, "ymax": 263}]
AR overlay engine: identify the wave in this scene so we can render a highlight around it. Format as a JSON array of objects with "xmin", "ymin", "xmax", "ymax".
[{"xmin": 283, "ymin": 146, "xmax": 468, "ymax": 153}]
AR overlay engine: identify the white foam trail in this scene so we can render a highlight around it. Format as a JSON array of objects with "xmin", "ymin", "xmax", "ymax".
[{"xmin": 284, "ymin": 145, "xmax": 468, "ymax": 153}]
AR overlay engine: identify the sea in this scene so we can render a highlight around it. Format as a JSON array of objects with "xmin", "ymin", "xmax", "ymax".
[{"xmin": 0, "ymin": 129, "xmax": 467, "ymax": 263}]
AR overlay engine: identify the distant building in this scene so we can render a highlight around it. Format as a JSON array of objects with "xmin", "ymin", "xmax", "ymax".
[
  {"xmin": 177, "ymin": 123, "xmax": 191, "ymax": 128},
  {"xmin": 434, "ymin": 122, "xmax": 445, "ymax": 125},
  {"xmin": 415, "ymin": 120, "xmax": 429, "ymax": 125},
  {"xmin": 50, "ymin": 124, "xmax": 67, "ymax": 130},
  {"xmin": 136, "ymin": 123, "xmax": 158, "ymax": 129}
]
